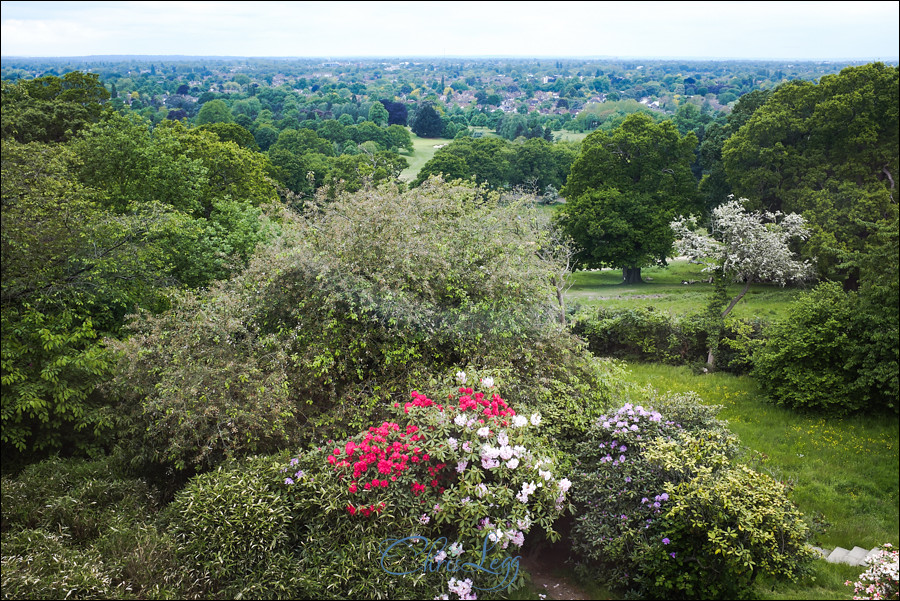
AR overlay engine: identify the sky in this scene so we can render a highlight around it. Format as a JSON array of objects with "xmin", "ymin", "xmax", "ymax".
[{"xmin": 1, "ymin": 1, "xmax": 898, "ymax": 61}]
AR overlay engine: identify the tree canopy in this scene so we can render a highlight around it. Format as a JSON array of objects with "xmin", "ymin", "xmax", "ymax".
[
  {"xmin": 722, "ymin": 62, "xmax": 899, "ymax": 284},
  {"xmin": 557, "ymin": 112, "xmax": 699, "ymax": 283}
]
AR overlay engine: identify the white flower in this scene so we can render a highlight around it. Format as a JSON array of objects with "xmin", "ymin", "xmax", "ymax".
[
  {"xmin": 419, "ymin": 514, "xmax": 430, "ymax": 525},
  {"xmin": 456, "ymin": 371, "xmax": 467, "ymax": 384},
  {"xmin": 481, "ymin": 444, "xmax": 500, "ymax": 459},
  {"xmin": 447, "ymin": 437, "xmax": 458, "ymax": 450},
  {"xmin": 530, "ymin": 413, "xmax": 542, "ymax": 426},
  {"xmin": 475, "ymin": 483, "xmax": 489, "ymax": 497},
  {"xmin": 448, "ymin": 542, "xmax": 464, "ymax": 557},
  {"xmin": 481, "ymin": 456, "xmax": 500, "ymax": 469},
  {"xmin": 462, "ymin": 441, "xmax": 473, "ymax": 453},
  {"xmin": 434, "ymin": 550, "xmax": 447, "ymax": 563},
  {"xmin": 456, "ymin": 460, "xmax": 468, "ymax": 473},
  {"xmin": 481, "ymin": 376, "xmax": 494, "ymax": 388},
  {"xmin": 506, "ymin": 458, "xmax": 519, "ymax": 469},
  {"xmin": 454, "ymin": 414, "xmax": 468, "ymax": 427},
  {"xmin": 558, "ymin": 477, "xmax": 572, "ymax": 493},
  {"xmin": 539, "ymin": 469, "xmax": 553, "ymax": 481},
  {"xmin": 513, "ymin": 445, "xmax": 526, "ymax": 457},
  {"xmin": 499, "ymin": 445, "xmax": 514, "ymax": 461},
  {"xmin": 513, "ymin": 415, "xmax": 528, "ymax": 428},
  {"xmin": 497, "ymin": 432, "xmax": 509, "ymax": 446},
  {"xmin": 477, "ymin": 426, "xmax": 491, "ymax": 438}
]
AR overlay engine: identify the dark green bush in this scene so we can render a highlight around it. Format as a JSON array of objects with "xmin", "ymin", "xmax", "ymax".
[
  {"xmin": 1, "ymin": 456, "xmax": 186, "ymax": 599},
  {"xmin": 754, "ymin": 282, "xmax": 898, "ymax": 414},
  {"xmin": 573, "ymin": 307, "xmax": 762, "ymax": 373},
  {"xmin": 1, "ymin": 456, "xmax": 153, "ymax": 538},
  {"xmin": 165, "ymin": 455, "xmax": 302, "ymax": 599}
]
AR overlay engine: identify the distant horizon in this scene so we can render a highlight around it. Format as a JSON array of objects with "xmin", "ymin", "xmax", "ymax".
[
  {"xmin": 2, "ymin": 1, "xmax": 898, "ymax": 61},
  {"xmin": 3, "ymin": 54, "xmax": 897, "ymax": 63}
]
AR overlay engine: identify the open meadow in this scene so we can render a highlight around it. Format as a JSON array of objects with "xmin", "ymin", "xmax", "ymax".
[{"xmin": 567, "ymin": 259, "xmax": 809, "ymax": 320}]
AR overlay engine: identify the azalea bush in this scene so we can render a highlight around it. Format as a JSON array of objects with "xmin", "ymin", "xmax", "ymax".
[
  {"xmin": 283, "ymin": 375, "xmax": 571, "ymax": 600},
  {"xmin": 570, "ymin": 393, "xmax": 815, "ymax": 599},
  {"xmin": 846, "ymin": 543, "xmax": 899, "ymax": 601}
]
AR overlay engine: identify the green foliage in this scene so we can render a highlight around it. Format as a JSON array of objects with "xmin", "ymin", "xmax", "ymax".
[
  {"xmin": 573, "ymin": 306, "xmax": 708, "ymax": 364},
  {"xmin": 558, "ymin": 112, "xmax": 699, "ymax": 278},
  {"xmin": 1, "ymin": 307, "xmax": 115, "ymax": 455},
  {"xmin": 197, "ymin": 121, "xmax": 260, "ymax": 151},
  {"xmin": 166, "ymin": 455, "xmax": 301, "ymax": 599},
  {"xmin": 753, "ymin": 282, "xmax": 898, "ymax": 414},
  {"xmin": 639, "ymin": 464, "xmax": 816, "ymax": 599},
  {"xmin": 1, "ymin": 72, "xmax": 110, "ymax": 143},
  {"xmin": 111, "ymin": 179, "xmax": 617, "ymax": 474},
  {"xmin": 71, "ymin": 113, "xmax": 277, "ymax": 286},
  {"xmin": 570, "ymin": 396, "xmax": 815, "ymax": 599},
  {"xmin": 1, "ymin": 456, "xmax": 185, "ymax": 600},
  {"xmin": 723, "ymin": 62, "xmax": 898, "ymax": 283},
  {"xmin": 1, "ymin": 139, "xmax": 172, "ymax": 457},
  {"xmin": 108, "ymin": 287, "xmax": 299, "ymax": 474},
  {"xmin": 195, "ymin": 99, "xmax": 233, "ymax": 125},
  {"xmin": 411, "ymin": 102, "xmax": 444, "ymax": 138}
]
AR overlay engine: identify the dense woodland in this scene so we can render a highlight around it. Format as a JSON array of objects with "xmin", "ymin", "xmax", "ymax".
[{"xmin": 1, "ymin": 56, "xmax": 898, "ymax": 600}]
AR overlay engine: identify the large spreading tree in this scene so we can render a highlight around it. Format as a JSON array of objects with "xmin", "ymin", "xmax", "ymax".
[{"xmin": 557, "ymin": 112, "xmax": 699, "ymax": 283}]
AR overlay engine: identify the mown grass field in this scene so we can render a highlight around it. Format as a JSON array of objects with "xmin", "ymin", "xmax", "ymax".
[
  {"xmin": 398, "ymin": 130, "xmax": 453, "ymax": 181},
  {"xmin": 567, "ymin": 258, "xmax": 809, "ymax": 320}
]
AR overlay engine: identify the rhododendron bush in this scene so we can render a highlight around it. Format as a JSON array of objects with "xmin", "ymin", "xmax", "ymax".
[
  {"xmin": 846, "ymin": 544, "xmax": 899, "ymax": 601},
  {"xmin": 570, "ymin": 392, "xmax": 815, "ymax": 599},
  {"xmin": 283, "ymin": 376, "xmax": 570, "ymax": 599}
]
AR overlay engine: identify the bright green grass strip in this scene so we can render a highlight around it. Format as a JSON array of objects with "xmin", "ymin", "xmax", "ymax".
[
  {"xmin": 551, "ymin": 130, "xmax": 589, "ymax": 143},
  {"xmin": 398, "ymin": 130, "xmax": 454, "ymax": 181},
  {"xmin": 753, "ymin": 561, "xmax": 863, "ymax": 600},
  {"xmin": 623, "ymin": 362, "xmax": 899, "ymax": 551},
  {"xmin": 566, "ymin": 259, "xmax": 807, "ymax": 320}
]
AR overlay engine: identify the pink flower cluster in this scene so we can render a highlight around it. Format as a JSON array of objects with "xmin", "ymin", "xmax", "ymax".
[
  {"xmin": 456, "ymin": 388, "xmax": 516, "ymax": 420},
  {"xmin": 325, "ymin": 414, "xmax": 449, "ymax": 509}
]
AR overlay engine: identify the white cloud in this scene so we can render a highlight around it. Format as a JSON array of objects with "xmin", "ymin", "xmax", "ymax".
[{"xmin": 1, "ymin": 0, "xmax": 897, "ymax": 58}]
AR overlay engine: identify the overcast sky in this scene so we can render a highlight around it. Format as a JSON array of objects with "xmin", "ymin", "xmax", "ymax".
[{"xmin": 2, "ymin": 1, "xmax": 898, "ymax": 60}]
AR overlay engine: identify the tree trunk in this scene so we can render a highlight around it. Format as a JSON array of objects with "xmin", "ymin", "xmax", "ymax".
[
  {"xmin": 622, "ymin": 266, "xmax": 643, "ymax": 285},
  {"xmin": 555, "ymin": 277, "xmax": 567, "ymax": 326},
  {"xmin": 707, "ymin": 280, "xmax": 752, "ymax": 368},
  {"xmin": 720, "ymin": 280, "xmax": 752, "ymax": 319}
]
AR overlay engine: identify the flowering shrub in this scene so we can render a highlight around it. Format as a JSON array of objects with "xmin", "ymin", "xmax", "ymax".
[
  {"xmin": 283, "ymin": 375, "xmax": 570, "ymax": 599},
  {"xmin": 846, "ymin": 544, "xmax": 899, "ymax": 600},
  {"xmin": 571, "ymin": 393, "xmax": 814, "ymax": 599}
]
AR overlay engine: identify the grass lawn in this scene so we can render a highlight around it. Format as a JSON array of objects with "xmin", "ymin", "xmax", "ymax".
[
  {"xmin": 622, "ymin": 362, "xmax": 899, "ymax": 599},
  {"xmin": 398, "ymin": 129, "xmax": 454, "ymax": 181},
  {"xmin": 566, "ymin": 258, "xmax": 809, "ymax": 320},
  {"xmin": 552, "ymin": 130, "xmax": 589, "ymax": 143}
]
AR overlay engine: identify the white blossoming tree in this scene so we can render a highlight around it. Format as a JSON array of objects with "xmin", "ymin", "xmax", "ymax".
[{"xmin": 671, "ymin": 197, "xmax": 814, "ymax": 366}]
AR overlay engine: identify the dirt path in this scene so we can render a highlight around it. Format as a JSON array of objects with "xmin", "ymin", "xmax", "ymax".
[
  {"xmin": 519, "ymin": 535, "xmax": 598, "ymax": 601},
  {"xmin": 521, "ymin": 554, "xmax": 592, "ymax": 600}
]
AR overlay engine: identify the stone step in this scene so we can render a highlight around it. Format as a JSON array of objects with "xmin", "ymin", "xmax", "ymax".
[
  {"xmin": 826, "ymin": 547, "xmax": 850, "ymax": 563},
  {"xmin": 846, "ymin": 546, "xmax": 871, "ymax": 566}
]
